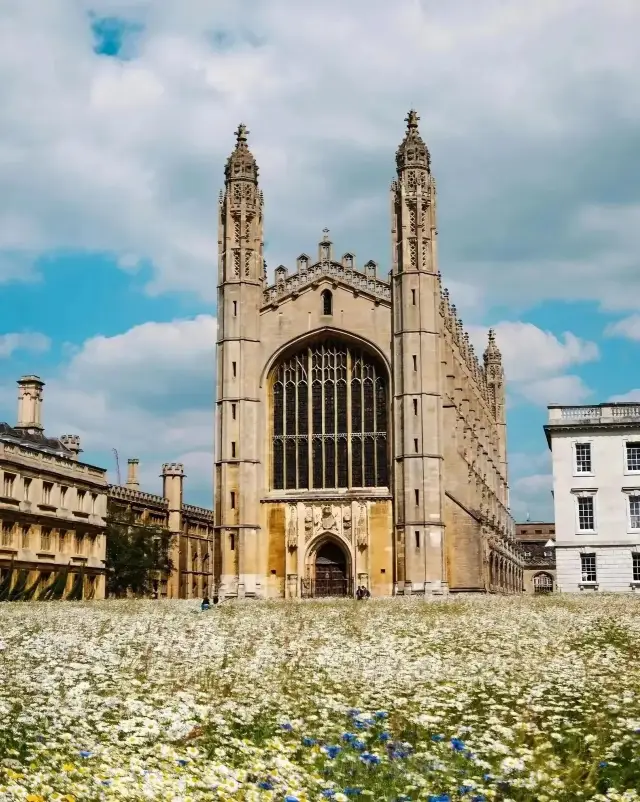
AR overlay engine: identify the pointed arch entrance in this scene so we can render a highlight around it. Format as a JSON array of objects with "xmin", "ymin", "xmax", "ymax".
[{"xmin": 303, "ymin": 535, "xmax": 353, "ymax": 597}]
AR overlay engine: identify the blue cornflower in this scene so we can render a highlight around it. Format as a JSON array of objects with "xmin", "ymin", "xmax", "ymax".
[
  {"xmin": 321, "ymin": 792, "xmax": 336, "ymax": 799},
  {"xmin": 430, "ymin": 734, "xmax": 445, "ymax": 742},
  {"xmin": 324, "ymin": 745, "xmax": 341, "ymax": 759},
  {"xmin": 302, "ymin": 736, "xmax": 316, "ymax": 747},
  {"xmin": 396, "ymin": 797, "xmax": 411, "ymax": 802},
  {"xmin": 280, "ymin": 722, "xmax": 294, "ymax": 731},
  {"xmin": 342, "ymin": 732, "xmax": 356, "ymax": 743},
  {"xmin": 354, "ymin": 719, "xmax": 368, "ymax": 730},
  {"xmin": 379, "ymin": 732, "xmax": 391, "ymax": 742},
  {"xmin": 482, "ymin": 774, "xmax": 493, "ymax": 783},
  {"xmin": 450, "ymin": 737, "xmax": 465, "ymax": 752},
  {"xmin": 353, "ymin": 738, "xmax": 366, "ymax": 751},
  {"xmin": 428, "ymin": 795, "xmax": 450, "ymax": 802},
  {"xmin": 101, "ymin": 780, "xmax": 112, "ymax": 787},
  {"xmin": 344, "ymin": 788, "xmax": 362, "ymax": 796},
  {"xmin": 360, "ymin": 752, "xmax": 381, "ymax": 766},
  {"xmin": 391, "ymin": 747, "xmax": 410, "ymax": 759},
  {"xmin": 79, "ymin": 750, "xmax": 93, "ymax": 759},
  {"xmin": 258, "ymin": 781, "xmax": 274, "ymax": 790},
  {"xmin": 374, "ymin": 710, "xmax": 389, "ymax": 720},
  {"xmin": 599, "ymin": 761, "xmax": 608, "ymax": 768},
  {"xmin": 284, "ymin": 796, "xmax": 299, "ymax": 802},
  {"xmin": 471, "ymin": 796, "xmax": 486, "ymax": 802},
  {"xmin": 176, "ymin": 759, "xmax": 188, "ymax": 767},
  {"xmin": 459, "ymin": 785, "xmax": 473, "ymax": 795},
  {"xmin": 347, "ymin": 708, "xmax": 361, "ymax": 717}
]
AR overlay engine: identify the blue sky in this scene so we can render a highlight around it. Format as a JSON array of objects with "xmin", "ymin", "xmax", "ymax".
[{"xmin": 1, "ymin": 0, "xmax": 639, "ymax": 516}]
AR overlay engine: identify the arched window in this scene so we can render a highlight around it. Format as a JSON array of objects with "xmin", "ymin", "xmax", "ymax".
[
  {"xmin": 271, "ymin": 339, "xmax": 388, "ymax": 490},
  {"xmin": 321, "ymin": 289, "xmax": 333, "ymax": 316},
  {"xmin": 533, "ymin": 572, "xmax": 554, "ymax": 593}
]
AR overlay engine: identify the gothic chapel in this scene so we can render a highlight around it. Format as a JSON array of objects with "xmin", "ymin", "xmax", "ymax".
[{"xmin": 214, "ymin": 111, "xmax": 522, "ymax": 599}]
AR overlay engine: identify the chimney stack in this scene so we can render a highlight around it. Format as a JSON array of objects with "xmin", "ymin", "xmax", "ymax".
[
  {"xmin": 15, "ymin": 375, "xmax": 45, "ymax": 433},
  {"xmin": 60, "ymin": 434, "xmax": 82, "ymax": 460},
  {"xmin": 126, "ymin": 458, "xmax": 140, "ymax": 488}
]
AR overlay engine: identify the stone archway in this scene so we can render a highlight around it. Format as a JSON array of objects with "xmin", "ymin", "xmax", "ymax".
[{"xmin": 305, "ymin": 535, "xmax": 353, "ymax": 597}]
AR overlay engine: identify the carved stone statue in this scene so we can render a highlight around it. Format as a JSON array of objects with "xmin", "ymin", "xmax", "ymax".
[
  {"xmin": 287, "ymin": 505, "xmax": 298, "ymax": 550},
  {"xmin": 356, "ymin": 503, "xmax": 367, "ymax": 549}
]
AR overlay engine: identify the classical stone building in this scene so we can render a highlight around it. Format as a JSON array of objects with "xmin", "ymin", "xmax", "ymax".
[
  {"xmin": 515, "ymin": 522, "xmax": 556, "ymax": 593},
  {"xmin": 546, "ymin": 402, "xmax": 640, "ymax": 593},
  {"xmin": 0, "ymin": 375, "xmax": 215, "ymax": 600},
  {"xmin": 0, "ymin": 376, "xmax": 109, "ymax": 599},
  {"xmin": 214, "ymin": 111, "xmax": 521, "ymax": 599},
  {"xmin": 108, "ymin": 458, "xmax": 215, "ymax": 599}
]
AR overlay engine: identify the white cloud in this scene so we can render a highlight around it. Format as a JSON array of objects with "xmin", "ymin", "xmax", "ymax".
[
  {"xmin": 517, "ymin": 375, "xmax": 592, "ymax": 406},
  {"xmin": 0, "ymin": 0, "xmax": 639, "ymax": 305},
  {"xmin": 609, "ymin": 389, "xmax": 640, "ymax": 403},
  {"xmin": 510, "ymin": 472, "xmax": 553, "ymax": 522},
  {"xmin": 605, "ymin": 314, "xmax": 640, "ymax": 341},
  {"xmin": 0, "ymin": 316, "xmax": 215, "ymax": 506},
  {"xmin": 0, "ymin": 332, "xmax": 50, "ymax": 358},
  {"xmin": 469, "ymin": 322, "xmax": 598, "ymax": 406}
]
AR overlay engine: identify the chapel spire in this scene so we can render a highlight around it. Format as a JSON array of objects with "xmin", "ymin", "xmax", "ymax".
[
  {"xmin": 224, "ymin": 122, "xmax": 259, "ymax": 184},
  {"xmin": 395, "ymin": 109, "xmax": 431, "ymax": 174},
  {"xmin": 483, "ymin": 328, "xmax": 503, "ymax": 367}
]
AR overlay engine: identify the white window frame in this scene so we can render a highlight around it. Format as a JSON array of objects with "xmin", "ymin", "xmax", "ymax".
[
  {"xmin": 623, "ymin": 488, "xmax": 640, "ymax": 532},
  {"xmin": 572, "ymin": 489, "xmax": 597, "ymax": 534},
  {"xmin": 572, "ymin": 439, "xmax": 594, "ymax": 477},
  {"xmin": 580, "ymin": 552, "xmax": 597, "ymax": 585},
  {"xmin": 623, "ymin": 437, "xmax": 640, "ymax": 476}
]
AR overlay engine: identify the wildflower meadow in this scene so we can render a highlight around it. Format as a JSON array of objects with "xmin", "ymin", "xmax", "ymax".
[{"xmin": 1, "ymin": 596, "xmax": 640, "ymax": 801}]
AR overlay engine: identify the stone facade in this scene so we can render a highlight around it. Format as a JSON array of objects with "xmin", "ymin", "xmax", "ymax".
[
  {"xmin": 0, "ymin": 376, "xmax": 109, "ymax": 599},
  {"xmin": 546, "ymin": 402, "xmax": 640, "ymax": 593},
  {"xmin": 108, "ymin": 459, "xmax": 215, "ymax": 599},
  {"xmin": 0, "ymin": 376, "xmax": 215, "ymax": 601},
  {"xmin": 214, "ymin": 112, "xmax": 521, "ymax": 599},
  {"xmin": 515, "ymin": 522, "xmax": 556, "ymax": 593}
]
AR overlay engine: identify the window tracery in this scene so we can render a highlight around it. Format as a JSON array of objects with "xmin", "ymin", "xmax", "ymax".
[{"xmin": 272, "ymin": 340, "xmax": 388, "ymax": 490}]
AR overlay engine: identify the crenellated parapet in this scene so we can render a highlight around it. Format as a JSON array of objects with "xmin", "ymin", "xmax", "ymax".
[
  {"xmin": 438, "ymin": 280, "xmax": 491, "ymax": 405},
  {"xmin": 108, "ymin": 484, "xmax": 169, "ymax": 509},
  {"xmin": 182, "ymin": 503, "xmax": 214, "ymax": 523}
]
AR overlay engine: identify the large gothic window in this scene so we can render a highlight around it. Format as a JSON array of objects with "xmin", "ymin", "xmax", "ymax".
[{"xmin": 272, "ymin": 340, "xmax": 388, "ymax": 490}]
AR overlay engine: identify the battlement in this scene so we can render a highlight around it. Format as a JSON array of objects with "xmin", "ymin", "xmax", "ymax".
[
  {"xmin": 438, "ymin": 276, "xmax": 493, "ymax": 406},
  {"xmin": 108, "ymin": 484, "xmax": 169, "ymax": 508},
  {"xmin": 182, "ymin": 502, "xmax": 215, "ymax": 522},
  {"xmin": 161, "ymin": 462, "xmax": 185, "ymax": 477}
]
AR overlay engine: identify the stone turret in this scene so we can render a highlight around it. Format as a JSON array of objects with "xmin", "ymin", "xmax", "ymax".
[{"xmin": 15, "ymin": 375, "xmax": 44, "ymax": 433}]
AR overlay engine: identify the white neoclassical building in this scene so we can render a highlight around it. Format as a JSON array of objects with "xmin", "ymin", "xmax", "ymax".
[{"xmin": 546, "ymin": 403, "xmax": 640, "ymax": 592}]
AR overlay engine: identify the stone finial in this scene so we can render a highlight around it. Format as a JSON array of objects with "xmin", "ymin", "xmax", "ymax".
[
  {"xmin": 483, "ymin": 328, "xmax": 502, "ymax": 365},
  {"xmin": 224, "ymin": 122, "xmax": 259, "ymax": 184},
  {"xmin": 395, "ymin": 108, "xmax": 431, "ymax": 174},
  {"xmin": 319, "ymin": 228, "xmax": 333, "ymax": 261}
]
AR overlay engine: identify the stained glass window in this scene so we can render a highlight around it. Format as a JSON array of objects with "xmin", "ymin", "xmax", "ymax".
[{"xmin": 271, "ymin": 340, "xmax": 389, "ymax": 489}]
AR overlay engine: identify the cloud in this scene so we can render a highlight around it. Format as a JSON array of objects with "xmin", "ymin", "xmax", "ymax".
[
  {"xmin": 469, "ymin": 321, "xmax": 598, "ymax": 405},
  {"xmin": 609, "ymin": 389, "xmax": 640, "ymax": 403},
  {"xmin": 510, "ymin": 472, "xmax": 554, "ymax": 523},
  {"xmin": 0, "ymin": 0, "xmax": 639, "ymax": 309},
  {"xmin": 605, "ymin": 313, "xmax": 640, "ymax": 341},
  {"xmin": 0, "ymin": 316, "xmax": 216, "ymax": 506},
  {"xmin": 0, "ymin": 332, "xmax": 51, "ymax": 358},
  {"xmin": 517, "ymin": 375, "xmax": 592, "ymax": 406}
]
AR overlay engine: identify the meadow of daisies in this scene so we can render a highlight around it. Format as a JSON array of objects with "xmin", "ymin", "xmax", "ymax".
[{"xmin": 1, "ymin": 597, "xmax": 640, "ymax": 802}]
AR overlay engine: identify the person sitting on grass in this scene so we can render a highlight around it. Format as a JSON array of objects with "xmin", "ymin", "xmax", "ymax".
[{"xmin": 201, "ymin": 597, "xmax": 211, "ymax": 611}]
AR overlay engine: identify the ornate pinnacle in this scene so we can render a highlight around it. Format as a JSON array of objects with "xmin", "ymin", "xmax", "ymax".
[
  {"xmin": 396, "ymin": 108, "xmax": 430, "ymax": 174},
  {"xmin": 484, "ymin": 328, "xmax": 502, "ymax": 364},
  {"xmin": 224, "ymin": 122, "xmax": 258, "ymax": 185}
]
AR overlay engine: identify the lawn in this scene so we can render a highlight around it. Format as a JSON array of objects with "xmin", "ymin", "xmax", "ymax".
[{"xmin": 1, "ymin": 596, "xmax": 639, "ymax": 801}]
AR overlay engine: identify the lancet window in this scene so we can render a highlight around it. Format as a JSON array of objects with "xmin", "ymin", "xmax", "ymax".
[{"xmin": 272, "ymin": 339, "xmax": 388, "ymax": 490}]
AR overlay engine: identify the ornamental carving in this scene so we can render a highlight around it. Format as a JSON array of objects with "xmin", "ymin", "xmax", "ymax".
[
  {"xmin": 286, "ymin": 504, "xmax": 298, "ymax": 550},
  {"xmin": 356, "ymin": 503, "xmax": 368, "ymax": 549}
]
